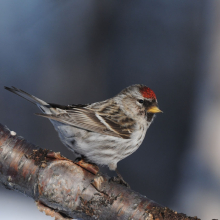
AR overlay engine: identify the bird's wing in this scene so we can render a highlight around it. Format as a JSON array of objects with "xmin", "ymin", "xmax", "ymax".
[{"xmin": 36, "ymin": 107, "xmax": 133, "ymax": 139}]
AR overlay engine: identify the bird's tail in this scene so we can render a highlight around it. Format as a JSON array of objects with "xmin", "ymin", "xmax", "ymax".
[{"xmin": 5, "ymin": 86, "xmax": 51, "ymax": 114}]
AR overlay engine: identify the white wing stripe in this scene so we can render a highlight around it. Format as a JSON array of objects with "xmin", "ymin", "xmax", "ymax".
[{"xmin": 95, "ymin": 113, "xmax": 114, "ymax": 132}]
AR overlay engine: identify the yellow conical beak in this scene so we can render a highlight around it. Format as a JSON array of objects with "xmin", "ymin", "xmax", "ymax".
[{"xmin": 147, "ymin": 106, "xmax": 163, "ymax": 113}]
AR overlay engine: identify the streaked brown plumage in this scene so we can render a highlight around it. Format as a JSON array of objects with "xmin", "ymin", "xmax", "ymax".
[{"xmin": 5, "ymin": 85, "xmax": 162, "ymax": 175}]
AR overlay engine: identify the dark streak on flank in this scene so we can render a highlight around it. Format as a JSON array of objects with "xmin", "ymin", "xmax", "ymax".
[{"xmin": 71, "ymin": 139, "xmax": 76, "ymax": 145}]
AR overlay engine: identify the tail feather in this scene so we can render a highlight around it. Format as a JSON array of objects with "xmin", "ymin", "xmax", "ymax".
[{"xmin": 5, "ymin": 86, "xmax": 51, "ymax": 114}]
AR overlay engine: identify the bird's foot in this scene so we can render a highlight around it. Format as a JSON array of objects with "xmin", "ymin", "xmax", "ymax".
[
  {"xmin": 74, "ymin": 156, "xmax": 85, "ymax": 163},
  {"xmin": 110, "ymin": 169, "xmax": 130, "ymax": 188},
  {"xmin": 74, "ymin": 157, "xmax": 99, "ymax": 175},
  {"xmin": 110, "ymin": 176, "xmax": 130, "ymax": 188}
]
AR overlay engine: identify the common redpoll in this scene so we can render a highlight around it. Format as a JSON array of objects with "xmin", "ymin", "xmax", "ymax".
[{"xmin": 5, "ymin": 85, "xmax": 162, "ymax": 179}]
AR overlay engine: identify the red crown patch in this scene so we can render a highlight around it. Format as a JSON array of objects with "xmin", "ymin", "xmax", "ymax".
[{"xmin": 140, "ymin": 87, "xmax": 156, "ymax": 99}]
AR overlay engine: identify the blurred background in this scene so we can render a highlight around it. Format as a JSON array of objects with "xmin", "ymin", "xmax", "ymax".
[{"xmin": 0, "ymin": 0, "xmax": 220, "ymax": 219}]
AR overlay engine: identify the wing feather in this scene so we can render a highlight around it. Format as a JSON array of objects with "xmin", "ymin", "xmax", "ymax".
[{"xmin": 36, "ymin": 107, "xmax": 135, "ymax": 139}]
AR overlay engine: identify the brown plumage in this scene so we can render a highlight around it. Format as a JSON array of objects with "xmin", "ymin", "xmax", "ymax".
[{"xmin": 5, "ymin": 85, "xmax": 162, "ymax": 179}]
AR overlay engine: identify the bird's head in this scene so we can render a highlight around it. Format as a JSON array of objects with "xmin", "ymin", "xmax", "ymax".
[{"xmin": 116, "ymin": 84, "xmax": 162, "ymax": 122}]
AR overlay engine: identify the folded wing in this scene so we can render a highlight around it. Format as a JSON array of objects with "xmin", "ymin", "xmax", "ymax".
[{"xmin": 36, "ymin": 107, "xmax": 134, "ymax": 139}]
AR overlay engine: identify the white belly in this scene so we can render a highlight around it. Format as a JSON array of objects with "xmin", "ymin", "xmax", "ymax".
[{"xmin": 51, "ymin": 120, "xmax": 148, "ymax": 169}]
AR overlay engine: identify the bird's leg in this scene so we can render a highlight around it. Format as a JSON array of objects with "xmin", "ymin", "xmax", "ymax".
[
  {"xmin": 74, "ymin": 155, "xmax": 99, "ymax": 175},
  {"xmin": 114, "ymin": 168, "xmax": 130, "ymax": 188},
  {"xmin": 74, "ymin": 154, "xmax": 86, "ymax": 163}
]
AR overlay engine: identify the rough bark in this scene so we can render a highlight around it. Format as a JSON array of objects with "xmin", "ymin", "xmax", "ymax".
[{"xmin": 0, "ymin": 123, "xmax": 200, "ymax": 220}]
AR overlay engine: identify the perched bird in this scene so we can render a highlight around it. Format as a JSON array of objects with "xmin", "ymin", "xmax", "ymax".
[{"xmin": 5, "ymin": 85, "xmax": 162, "ymax": 184}]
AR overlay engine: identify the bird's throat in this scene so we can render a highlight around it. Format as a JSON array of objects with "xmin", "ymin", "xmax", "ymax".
[{"xmin": 146, "ymin": 113, "xmax": 155, "ymax": 122}]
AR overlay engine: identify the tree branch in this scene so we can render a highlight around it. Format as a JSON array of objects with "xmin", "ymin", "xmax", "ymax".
[{"xmin": 0, "ymin": 123, "xmax": 200, "ymax": 220}]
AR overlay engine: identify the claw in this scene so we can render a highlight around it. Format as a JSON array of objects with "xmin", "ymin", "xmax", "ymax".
[
  {"xmin": 75, "ymin": 159, "xmax": 99, "ymax": 175},
  {"xmin": 114, "ymin": 169, "xmax": 130, "ymax": 188}
]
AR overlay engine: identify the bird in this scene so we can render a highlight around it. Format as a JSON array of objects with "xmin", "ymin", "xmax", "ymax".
[{"xmin": 5, "ymin": 85, "xmax": 162, "ymax": 185}]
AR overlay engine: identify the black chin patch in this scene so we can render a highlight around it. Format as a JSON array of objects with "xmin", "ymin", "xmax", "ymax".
[{"xmin": 147, "ymin": 113, "xmax": 154, "ymax": 122}]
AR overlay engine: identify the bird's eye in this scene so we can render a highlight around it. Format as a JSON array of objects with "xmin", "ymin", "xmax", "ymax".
[{"xmin": 138, "ymin": 99, "xmax": 144, "ymax": 104}]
